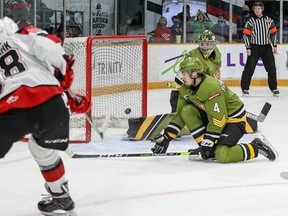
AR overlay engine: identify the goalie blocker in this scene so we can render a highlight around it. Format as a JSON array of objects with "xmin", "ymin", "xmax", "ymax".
[{"xmin": 127, "ymin": 102, "xmax": 272, "ymax": 141}]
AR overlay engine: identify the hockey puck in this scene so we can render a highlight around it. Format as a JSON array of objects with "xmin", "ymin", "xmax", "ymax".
[{"xmin": 125, "ymin": 108, "xmax": 131, "ymax": 114}]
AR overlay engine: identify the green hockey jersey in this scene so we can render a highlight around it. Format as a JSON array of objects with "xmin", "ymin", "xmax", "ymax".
[{"xmin": 174, "ymin": 75, "xmax": 244, "ymax": 138}]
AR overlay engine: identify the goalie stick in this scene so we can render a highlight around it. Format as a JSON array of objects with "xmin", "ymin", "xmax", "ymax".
[
  {"xmin": 246, "ymin": 102, "xmax": 271, "ymax": 123},
  {"xmin": 65, "ymin": 148, "xmax": 189, "ymax": 158},
  {"xmin": 68, "ymin": 89, "xmax": 104, "ymax": 139}
]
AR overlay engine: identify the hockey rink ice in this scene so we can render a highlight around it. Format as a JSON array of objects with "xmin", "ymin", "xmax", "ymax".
[{"xmin": 1, "ymin": 87, "xmax": 288, "ymax": 216}]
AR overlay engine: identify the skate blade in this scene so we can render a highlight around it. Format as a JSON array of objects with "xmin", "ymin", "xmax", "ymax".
[
  {"xmin": 257, "ymin": 134, "xmax": 279, "ymax": 159},
  {"xmin": 40, "ymin": 209, "xmax": 78, "ymax": 216}
]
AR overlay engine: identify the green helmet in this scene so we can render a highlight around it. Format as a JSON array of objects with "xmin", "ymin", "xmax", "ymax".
[
  {"xmin": 179, "ymin": 57, "xmax": 204, "ymax": 75},
  {"xmin": 198, "ymin": 30, "xmax": 216, "ymax": 58}
]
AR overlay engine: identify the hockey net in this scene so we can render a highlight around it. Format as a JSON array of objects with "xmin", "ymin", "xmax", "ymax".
[{"xmin": 63, "ymin": 35, "xmax": 148, "ymax": 143}]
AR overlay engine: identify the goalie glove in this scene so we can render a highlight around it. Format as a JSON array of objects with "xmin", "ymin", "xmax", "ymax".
[
  {"xmin": 199, "ymin": 139, "xmax": 215, "ymax": 160},
  {"xmin": 151, "ymin": 134, "xmax": 172, "ymax": 154},
  {"xmin": 67, "ymin": 92, "xmax": 92, "ymax": 114},
  {"xmin": 54, "ymin": 54, "xmax": 75, "ymax": 90}
]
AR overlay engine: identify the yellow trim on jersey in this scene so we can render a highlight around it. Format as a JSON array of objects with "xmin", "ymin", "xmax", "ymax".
[
  {"xmin": 212, "ymin": 115, "xmax": 226, "ymax": 128},
  {"xmin": 167, "ymin": 132, "xmax": 177, "ymax": 139},
  {"xmin": 195, "ymin": 134, "xmax": 204, "ymax": 144}
]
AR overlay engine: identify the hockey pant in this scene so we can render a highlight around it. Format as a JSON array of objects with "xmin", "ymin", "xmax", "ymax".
[{"xmin": 180, "ymin": 104, "xmax": 259, "ymax": 163}]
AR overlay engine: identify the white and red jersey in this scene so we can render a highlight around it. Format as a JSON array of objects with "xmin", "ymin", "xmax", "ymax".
[{"xmin": 0, "ymin": 26, "xmax": 67, "ymax": 114}]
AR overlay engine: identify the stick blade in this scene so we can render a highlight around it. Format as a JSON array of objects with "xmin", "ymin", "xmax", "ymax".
[{"xmin": 256, "ymin": 102, "xmax": 272, "ymax": 122}]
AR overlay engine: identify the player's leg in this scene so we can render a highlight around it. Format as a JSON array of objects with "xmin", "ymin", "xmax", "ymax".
[
  {"xmin": 260, "ymin": 44, "xmax": 279, "ymax": 95},
  {"xmin": 27, "ymin": 95, "xmax": 76, "ymax": 215},
  {"xmin": 28, "ymin": 137, "xmax": 75, "ymax": 215},
  {"xmin": 181, "ymin": 104, "xmax": 208, "ymax": 144},
  {"xmin": 241, "ymin": 45, "xmax": 259, "ymax": 95},
  {"xmin": 170, "ymin": 90, "xmax": 179, "ymax": 113},
  {"xmin": 0, "ymin": 109, "xmax": 30, "ymax": 158},
  {"xmin": 215, "ymin": 121, "xmax": 277, "ymax": 163}
]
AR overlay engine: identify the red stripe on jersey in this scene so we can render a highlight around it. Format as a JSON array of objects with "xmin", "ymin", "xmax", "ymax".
[
  {"xmin": 42, "ymin": 162, "xmax": 65, "ymax": 182},
  {"xmin": 19, "ymin": 26, "xmax": 62, "ymax": 44},
  {"xmin": 208, "ymin": 92, "xmax": 221, "ymax": 101},
  {"xmin": 0, "ymin": 85, "xmax": 64, "ymax": 114}
]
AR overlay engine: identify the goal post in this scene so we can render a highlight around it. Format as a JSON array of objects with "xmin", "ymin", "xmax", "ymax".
[{"xmin": 63, "ymin": 35, "xmax": 148, "ymax": 143}]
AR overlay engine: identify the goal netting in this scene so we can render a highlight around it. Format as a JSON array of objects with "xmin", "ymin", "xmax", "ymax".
[{"xmin": 63, "ymin": 35, "xmax": 148, "ymax": 143}]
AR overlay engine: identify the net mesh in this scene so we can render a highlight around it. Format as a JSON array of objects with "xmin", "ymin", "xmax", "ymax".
[{"xmin": 63, "ymin": 36, "xmax": 146, "ymax": 142}]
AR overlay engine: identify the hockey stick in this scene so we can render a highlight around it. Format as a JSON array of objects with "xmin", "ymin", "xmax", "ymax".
[
  {"xmin": 68, "ymin": 89, "xmax": 104, "ymax": 139},
  {"xmin": 246, "ymin": 102, "xmax": 272, "ymax": 122},
  {"xmin": 66, "ymin": 148, "xmax": 189, "ymax": 158}
]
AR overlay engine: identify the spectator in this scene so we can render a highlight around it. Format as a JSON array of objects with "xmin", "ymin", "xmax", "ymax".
[
  {"xmin": 176, "ymin": 4, "xmax": 191, "ymax": 22},
  {"xmin": 153, "ymin": 16, "xmax": 173, "ymax": 43},
  {"xmin": 6, "ymin": 0, "xmax": 31, "ymax": 28},
  {"xmin": 187, "ymin": 10, "xmax": 213, "ymax": 42},
  {"xmin": 170, "ymin": 15, "xmax": 183, "ymax": 43},
  {"xmin": 119, "ymin": 15, "xmax": 132, "ymax": 35},
  {"xmin": 211, "ymin": 13, "xmax": 229, "ymax": 42},
  {"xmin": 236, "ymin": 5, "xmax": 251, "ymax": 42},
  {"xmin": 57, "ymin": 11, "xmax": 82, "ymax": 40}
]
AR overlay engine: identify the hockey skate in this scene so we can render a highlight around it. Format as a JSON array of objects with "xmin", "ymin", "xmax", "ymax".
[
  {"xmin": 271, "ymin": 89, "xmax": 280, "ymax": 97},
  {"xmin": 251, "ymin": 134, "xmax": 279, "ymax": 161},
  {"xmin": 38, "ymin": 182, "xmax": 78, "ymax": 216}
]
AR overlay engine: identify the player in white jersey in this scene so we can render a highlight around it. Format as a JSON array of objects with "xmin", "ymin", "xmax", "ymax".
[{"xmin": 0, "ymin": 17, "xmax": 91, "ymax": 216}]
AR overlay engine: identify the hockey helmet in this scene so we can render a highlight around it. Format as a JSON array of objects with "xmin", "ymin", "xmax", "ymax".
[
  {"xmin": 0, "ymin": 17, "xmax": 19, "ymax": 44},
  {"xmin": 179, "ymin": 57, "xmax": 204, "ymax": 75},
  {"xmin": 198, "ymin": 30, "xmax": 216, "ymax": 59}
]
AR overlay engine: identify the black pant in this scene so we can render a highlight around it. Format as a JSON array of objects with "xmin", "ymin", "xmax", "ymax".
[
  {"xmin": 0, "ymin": 95, "xmax": 70, "ymax": 158},
  {"xmin": 241, "ymin": 44, "xmax": 277, "ymax": 91}
]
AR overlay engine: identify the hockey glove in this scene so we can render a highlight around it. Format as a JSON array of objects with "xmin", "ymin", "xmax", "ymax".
[
  {"xmin": 54, "ymin": 54, "xmax": 75, "ymax": 90},
  {"xmin": 151, "ymin": 134, "xmax": 171, "ymax": 154},
  {"xmin": 67, "ymin": 93, "xmax": 92, "ymax": 114},
  {"xmin": 199, "ymin": 139, "xmax": 215, "ymax": 160}
]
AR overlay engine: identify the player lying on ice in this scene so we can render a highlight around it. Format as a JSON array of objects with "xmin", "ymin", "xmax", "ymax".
[
  {"xmin": 151, "ymin": 57, "xmax": 278, "ymax": 163},
  {"xmin": 0, "ymin": 17, "xmax": 91, "ymax": 216}
]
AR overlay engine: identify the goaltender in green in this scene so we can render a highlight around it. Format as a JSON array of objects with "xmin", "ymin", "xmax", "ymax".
[{"xmin": 151, "ymin": 57, "xmax": 278, "ymax": 163}]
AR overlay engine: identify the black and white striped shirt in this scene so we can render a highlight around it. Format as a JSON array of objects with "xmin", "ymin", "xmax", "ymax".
[{"xmin": 243, "ymin": 15, "xmax": 277, "ymax": 49}]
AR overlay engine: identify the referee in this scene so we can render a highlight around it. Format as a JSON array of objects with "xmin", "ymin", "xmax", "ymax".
[{"xmin": 241, "ymin": 1, "xmax": 279, "ymax": 97}]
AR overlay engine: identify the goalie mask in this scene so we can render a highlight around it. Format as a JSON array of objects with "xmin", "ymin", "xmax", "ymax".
[
  {"xmin": 198, "ymin": 30, "xmax": 216, "ymax": 59},
  {"xmin": 0, "ymin": 17, "xmax": 19, "ymax": 44}
]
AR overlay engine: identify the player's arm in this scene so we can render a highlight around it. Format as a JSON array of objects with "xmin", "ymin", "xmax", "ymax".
[
  {"xmin": 152, "ymin": 92, "xmax": 187, "ymax": 154},
  {"xmin": 199, "ymin": 90, "xmax": 227, "ymax": 159},
  {"xmin": 243, "ymin": 21, "xmax": 253, "ymax": 49},
  {"xmin": 269, "ymin": 18, "xmax": 277, "ymax": 48}
]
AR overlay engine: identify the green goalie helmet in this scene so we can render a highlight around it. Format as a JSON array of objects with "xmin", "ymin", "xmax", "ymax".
[
  {"xmin": 179, "ymin": 57, "xmax": 204, "ymax": 75},
  {"xmin": 198, "ymin": 30, "xmax": 216, "ymax": 59}
]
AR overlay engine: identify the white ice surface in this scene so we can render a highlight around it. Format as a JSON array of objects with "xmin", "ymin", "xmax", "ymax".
[{"xmin": 1, "ymin": 87, "xmax": 288, "ymax": 216}]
